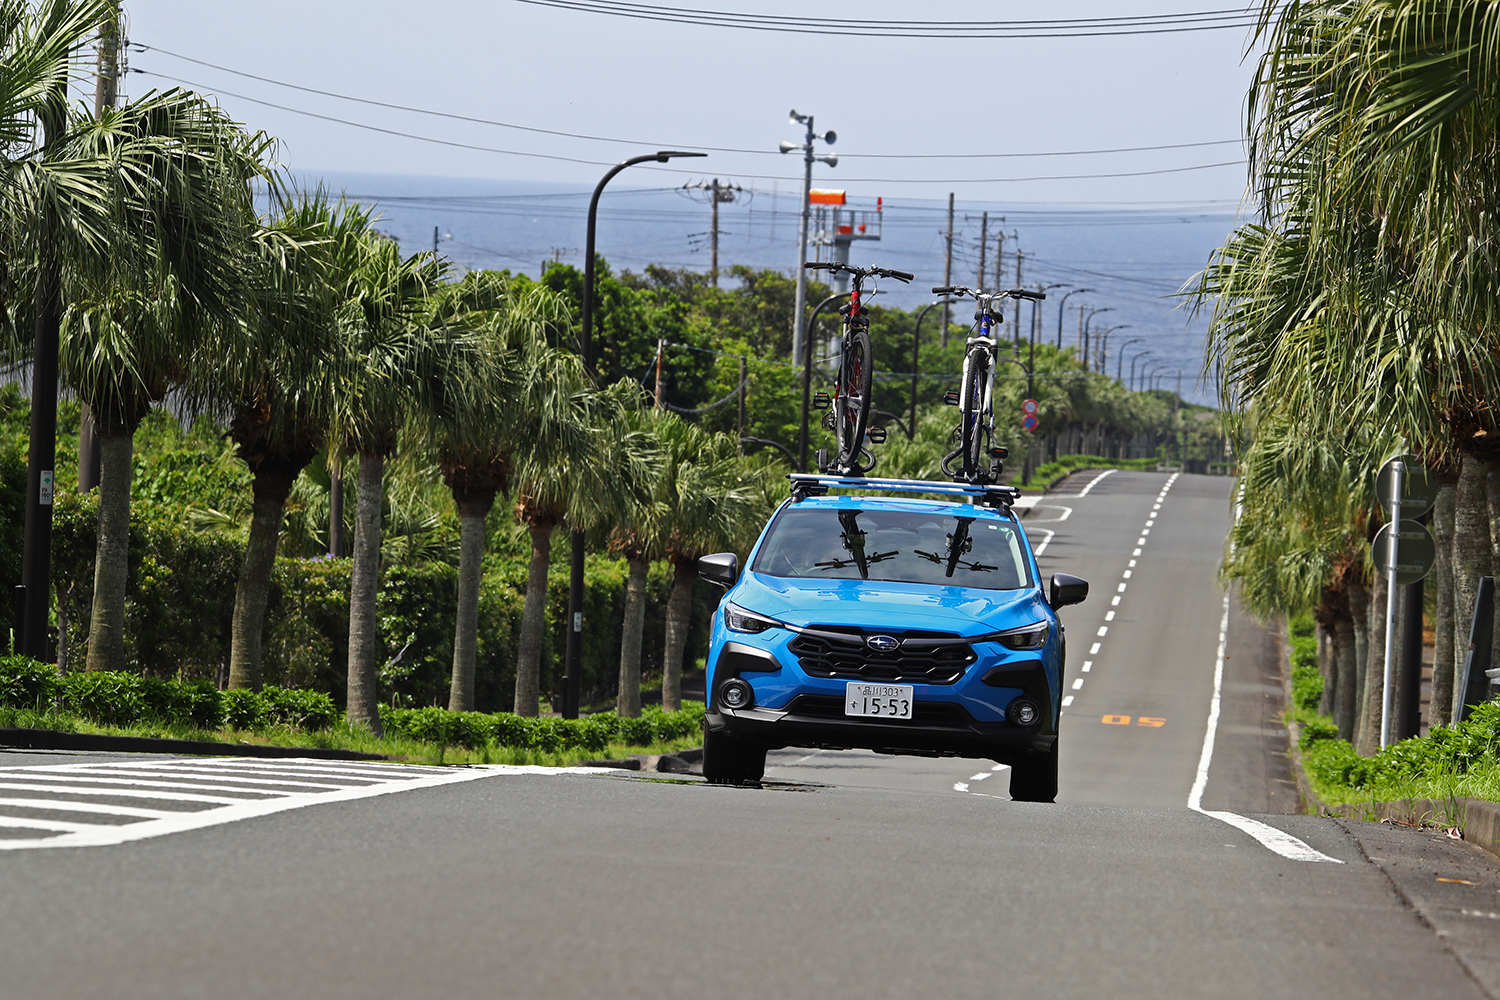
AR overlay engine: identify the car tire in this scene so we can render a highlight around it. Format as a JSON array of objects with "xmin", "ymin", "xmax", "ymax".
[
  {"xmin": 703, "ymin": 728, "xmax": 767, "ymax": 784},
  {"xmin": 1008, "ymin": 743, "xmax": 1058, "ymax": 803}
]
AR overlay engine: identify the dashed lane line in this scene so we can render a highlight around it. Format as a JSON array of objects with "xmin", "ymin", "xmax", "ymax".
[{"xmin": 0, "ymin": 758, "xmax": 614, "ymax": 851}]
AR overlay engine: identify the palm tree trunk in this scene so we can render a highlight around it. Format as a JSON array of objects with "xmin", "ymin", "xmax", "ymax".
[
  {"xmin": 1451, "ymin": 453, "xmax": 1491, "ymax": 723},
  {"xmin": 1357, "ymin": 567, "xmax": 1388, "ymax": 755},
  {"xmin": 662, "ymin": 558, "xmax": 696, "ymax": 712},
  {"xmin": 85, "ymin": 430, "xmax": 133, "ymax": 672},
  {"xmin": 227, "ymin": 460, "xmax": 299, "ymax": 691},
  {"xmin": 1316, "ymin": 620, "xmax": 1336, "ymax": 717},
  {"xmin": 447, "ymin": 505, "xmax": 490, "ymax": 713},
  {"xmin": 1346, "ymin": 574, "xmax": 1370, "ymax": 740},
  {"xmin": 346, "ymin": 451, "xmax": 385, "ymax": 735},
  {"xmin": 616, "ymin": 555, "xmax": 649, "ymax": 718},
  {"xmin": 1334, "ymin": 613, "xmax": 1358, "ymax": 741},
  {"xmin": 1431, "ymin": 477, "xmax": 1458, "ymax": 727},
  {"xmin": 514, "ymin": 521, "xmax": 553, "ymax": 717}
]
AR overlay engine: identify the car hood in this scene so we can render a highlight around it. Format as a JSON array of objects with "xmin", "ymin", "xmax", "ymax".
[{"xmin": 733, "ymin": 571, "xmax": 1045, "ymax": 636}]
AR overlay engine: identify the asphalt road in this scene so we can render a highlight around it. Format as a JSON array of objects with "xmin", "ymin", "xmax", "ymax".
[{"xmin": 2, "ymin": 471, "xmax": 1497, "ymax": 999}]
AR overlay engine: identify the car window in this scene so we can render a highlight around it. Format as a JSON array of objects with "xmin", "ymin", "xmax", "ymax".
[{"xmin": 752, "ymin": 507, "xmax": 1031, "ymax": 591}]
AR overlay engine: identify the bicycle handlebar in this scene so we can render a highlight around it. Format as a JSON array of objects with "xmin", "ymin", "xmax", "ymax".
[
  {"xmin": 804, "ymin": 261, "xmax": 914, "ymax": 283},
  {"xmin": 931, "ymin": 285, "xmax": 1046, "ymax": 301}
]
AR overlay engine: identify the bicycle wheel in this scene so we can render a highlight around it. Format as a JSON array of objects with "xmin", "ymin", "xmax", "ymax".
[
  {"xmin": 836, "ymin": 329, "xmax": 874, "ymax": 469},
  {"xmin": 959, "ymin": 348, "xmax": 990, "ymax": 477}
]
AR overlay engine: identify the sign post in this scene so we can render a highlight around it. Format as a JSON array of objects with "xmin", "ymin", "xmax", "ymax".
[{"xmin": 1374, "ymin": 454, "xmax": 1436, "ymax": 748}]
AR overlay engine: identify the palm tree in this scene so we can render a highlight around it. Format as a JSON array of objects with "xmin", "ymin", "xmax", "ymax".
[
  {"xmin": 653, "ymin": 417, "xmax": 765, "ymax": 711},
  {"xmin": 422, "ymin": 274, "xmax": 575, "ymax": 712},
  {"xmin": 220, "ymin": 192, "xmax": 371, "ymax": 690},
  {"xmin": 507, "ymin": 379, "xmax": 646, "ymax": 717},
  {"xmin": 45, "ymin": 95, "xmax": 270, "ymax": 672},
  {"xmin": 605, "ymin": 407, "xmax": 668, "ymax": 718},
  {"xmin": 335, "ymin": 235, "xmax": 452, "ymax": 734}
]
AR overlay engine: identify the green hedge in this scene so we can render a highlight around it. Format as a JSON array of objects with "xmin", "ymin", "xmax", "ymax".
[
  {"xmin": 1301, "ymin": 701, "xmax": 1500, "ymax": 794},
  {"xmin": 379, "ymin": 701, "xmax": 707, "ymax": 753},
  {"xmin": 1031, "ymin": 453, "xmax": 1163, "ymax": 487},
  {"xmin": 0, "ymin": 657, "xmax": 337, "ymax": 732}
]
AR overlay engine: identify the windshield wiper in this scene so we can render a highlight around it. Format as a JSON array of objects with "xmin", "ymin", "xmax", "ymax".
[{"xmin": 816, "ymin": 550, "xmax": 899, "ymax": 573}]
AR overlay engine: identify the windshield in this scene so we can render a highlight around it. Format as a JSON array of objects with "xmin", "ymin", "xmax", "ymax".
[{"xmin": 752, "ymin": 507, "xmax": 1032, "ymax": 591}]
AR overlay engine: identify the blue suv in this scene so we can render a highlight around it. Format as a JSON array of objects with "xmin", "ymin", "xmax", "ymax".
[{"xmin": 697, "ymin": 474, "xmax": 1088, "ymax": 801}]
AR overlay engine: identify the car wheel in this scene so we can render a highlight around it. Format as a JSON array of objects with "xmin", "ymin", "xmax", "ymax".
[
  {"xmin": 703, "ymin": 728, "xmax": 767, "ymax": 784},
  {"xmin": 1008, "ymin": 743, "xmax": 1058, "ymax": 803}
]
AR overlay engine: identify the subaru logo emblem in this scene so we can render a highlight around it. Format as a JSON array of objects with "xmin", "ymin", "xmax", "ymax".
[{"xmin": 866, "ymin": 635, "xmax": 899, "ymax": 652}]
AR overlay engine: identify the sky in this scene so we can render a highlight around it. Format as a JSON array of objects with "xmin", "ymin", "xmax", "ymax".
[
  {"xmin": 107, "ymin": 2, "xmax": 1270, "ymax": 403},
  {"xmin": 119, "ymin": 1, "xmax": 1263, "ymax": 205}
]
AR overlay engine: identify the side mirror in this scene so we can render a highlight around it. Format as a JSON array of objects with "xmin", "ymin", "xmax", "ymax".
[
  {"xmin": 1049, "ymin": 573, "xmax": 1089, "ymax": 609},
  {"xmin": 698, "ymin": 553, "xmax": 740, "ymax": 588}
]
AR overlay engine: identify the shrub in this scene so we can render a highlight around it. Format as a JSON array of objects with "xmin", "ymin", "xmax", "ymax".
[
  {"xmin": 262, "ymin": 687, "xmax": 338, "ymax": 731},
  {"xmin": 0, "ymin": 656, "xmax": 59, "ymax": 709},
  {"xmin": 60, "ymin": 671, "xmax": 146, "ymax": 726},
  {"xmin": 222, "ymin": 688, "xmax": 269, "ymax": 731}
]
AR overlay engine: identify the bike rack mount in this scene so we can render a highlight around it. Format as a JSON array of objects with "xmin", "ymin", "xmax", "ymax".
[{"xmin": 787, "ymin": 473, "xmax": 1021, "ymax": 510}]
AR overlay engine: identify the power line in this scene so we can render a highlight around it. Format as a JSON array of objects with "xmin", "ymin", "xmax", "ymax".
[
  {"xmin": 131, "ymin": 42, "xmax": 1242, "ymax": 161},
  {"xmin": 510, "ymin": 1, "xmax": 1260, "ymax": 38}
]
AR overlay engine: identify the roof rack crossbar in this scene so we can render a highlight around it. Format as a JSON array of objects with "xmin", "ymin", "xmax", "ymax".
[{"xmin": 787, "ymin": 473, "xmax": 1020, "ymax": 507}]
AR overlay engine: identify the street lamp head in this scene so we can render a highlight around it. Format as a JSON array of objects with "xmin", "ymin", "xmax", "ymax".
[
  {"xmin": 779, "ymin": 140, "xmax": 800, "ymax": 155},
  {"xmin": 655, "ymin": 150, "xmax": 707, "ymax": 162}
]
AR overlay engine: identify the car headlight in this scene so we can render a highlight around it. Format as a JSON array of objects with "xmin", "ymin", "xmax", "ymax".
[
  {"xmin": 724, "ymin": 602, "xmax": 782, "ymax": 635},
  {"xmin": 994, "ymin": 621, "xmax": 1050, "ymax": 650}
]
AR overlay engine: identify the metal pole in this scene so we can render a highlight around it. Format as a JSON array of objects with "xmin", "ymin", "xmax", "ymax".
[
  {"xmin": 566, "ymin": 150, "xmax": 703, "ymax": 720},
  {"xmin": 737, "ymin": 355, "xmax": 747, "ymax": 439},
  {"xmin": 941, "ymin": 193, "xmax": 954, "ymax": 346},
  {"xmin": 976, "ymin": 212, "xmax": 987, "ymax": 289},
  {"xmin": 790, "ymin": 117, "xmax": 816, "ymax": 368},
  {"xmin": 1380, "ymin": 460, "xmax": 1403, "ymax": 748},
  {"xmin": 1116, "ymin": 338, "xmax": 1142, "ymax": 381},
  {"xmin": 910, "ymin": 300, "xmax": 944, "ymax": 441},
  {"xmin": 1057, "ymin": 288, "xmax": 1089, "ymax": 349}
]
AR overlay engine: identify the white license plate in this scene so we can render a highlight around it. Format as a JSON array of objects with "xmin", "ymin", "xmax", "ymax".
[{"xmin": 844, "ymin": 683, "xmax": 914, "ymax": 719}]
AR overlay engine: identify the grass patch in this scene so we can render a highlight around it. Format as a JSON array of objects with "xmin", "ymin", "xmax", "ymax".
[{"xmin": 1282, "ymin": 615, "xmax": 1500, "ymax": 806}]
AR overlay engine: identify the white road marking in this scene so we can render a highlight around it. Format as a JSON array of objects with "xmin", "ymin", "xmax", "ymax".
[
  {"xmin": 1105, "ymin": 611, "xmax": 1115, "ymax": 621},
  {"xmin": 1096, "ymin": 626, "xmax": 1108, "ymax": 637},
  {"xmin": 1026, "ymin": 504, "xmax": 1073, "ymax": 524},
  {"xmin": 1128, "ymin": 560, "xmax": 1137, "ymax": 568},
  {"xmin": 954, "ymin": 782, "xmax": 969, "ymax": 792},
  {"xmin": 1118, "ymin": 580, "xmax": 1129, "ymax": 589},
  {"xmin": 1111, "ymin": 596, "xmax": 1121, "ymax": 606},
  {"xmin": 1062, "ymin": 696, "xmax": 1074, "ymax": 707},
  {"xmin": 0, "ymin": 758, "xmax": 614, "ymax": 851},
  {"xmin": 1187, "ymin": 594, "xmax": 1342, "ymax": 864},
  {"xmin": 1075, "ymin": 469, "xmax": 1117, "ymax": 496},
  {"xmin": 1030, "ymin": 527, "xmax": 1056, "ymax": 557},
  {"xmin": 1082, "ymin": 660, "xmax": 1093, "ymax": 672},
  {"xmin": 970, "ymin": 772, "xmax": 991, "ymax": 782},
  {"xmin": 992, "ymin": 763, "xmax": 1008, "ymax": 771},
  {"xmin": 1090, "ymin": 643, "xmax": 1101, "ymax": 654},
  {"xmin": 1072, "ymin": 679, "xmax": 1084, "ymax": 690},
  {"xmin": 1132, "ymin": 548, "xmax": 1142, "ymax": 557}
]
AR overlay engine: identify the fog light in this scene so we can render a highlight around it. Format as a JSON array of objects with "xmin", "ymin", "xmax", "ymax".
[
  {"xmin": 719, "ymin": 678, "xmax": 754, "ymax": 711},
  {"xmin": 1008, "ymin": 699, "xmax": 1040, "ymax": 726}
]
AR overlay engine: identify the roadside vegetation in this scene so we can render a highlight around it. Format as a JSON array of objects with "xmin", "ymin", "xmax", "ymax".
[
  {"xmin": 1199, "ymin": 0, "xmax": 1500, "ymax": 796},
  {"xmin": 0, "ymin": 1, "xmax": 1214, "ymax": 736}
]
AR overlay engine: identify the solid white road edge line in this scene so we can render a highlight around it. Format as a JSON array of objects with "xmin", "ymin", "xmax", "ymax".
[
  {"xmin": 1031, "ymin": 527, "xmax": 1056, "ymax": 557},
  {"xmin": 1075, "ymin": 468, "xmax": 1117, "ymax": 497},
  {"xmin": 0, "ymin": 763, "xmax": 616, "ymax": 851},
  {"xmin": 1187, "ymin": 593, "xmax": 1342, "ymax": 864}
]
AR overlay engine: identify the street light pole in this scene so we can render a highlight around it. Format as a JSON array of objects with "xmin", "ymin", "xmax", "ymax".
[
  {"xmin": 910, "ymin": 299, "xmax": 948, "ymax": 440},
  {"xmin": 782, "ymin": 111, "xmax": 836, "ymax": 373},
  {"xmin": 1129, "ymin": 351, "xmax": 1152, "ymax": 390},
  {"xmin": 1094, "ymin": 324, "xmax": 1129, "ymax": 373},
  {"xmin": 565, "ymin": 149, "xmax": 705, "ymax": 720},
  {"xmin": 1080, "ymin": 307, "xmax": 1113, "ymax": 372},
  {"xmin": 1115, "ymin": 338, "xmax": 1142, "ymax": 381},
  {"xmin": 1056, "ymin": 287, "xmax": 1091, "ymax": 348}
]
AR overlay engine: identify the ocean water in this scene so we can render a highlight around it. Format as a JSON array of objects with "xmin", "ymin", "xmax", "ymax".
[{"xmin": 303, "ymin": 170, "xmax": 1248, "ymax": 406}]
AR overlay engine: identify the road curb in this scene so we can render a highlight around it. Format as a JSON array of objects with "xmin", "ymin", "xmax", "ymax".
[{"xmin": 0, "ymin": 727, "xmax": 389, "ymax": 761}]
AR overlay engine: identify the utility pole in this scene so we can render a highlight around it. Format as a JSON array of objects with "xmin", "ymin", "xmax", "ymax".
[
  {"xmin": 942, "ymin": 193, "xmax": 954, "ymax": 345},
  {"xmin": 711, "ymin": 179, "xmax": 721, "ymax": 285},
  {"xmin": 737, "ymin": 355, "xmax": 747, "ymax": 439},
  {"xmin": 976, "ymin": 212, "xmax": 988, "ymax": 290},
  {"xmin": 653, "ymin": 339, "xmax": 666, "ymax": 407},
  {"xmin": 432, "ymin": 226, "xmax": 439, "ymax": 258},
  {"xmin": 782, "ymin": 111, "xmax": 837, "ymax": 370},
  {"xmin": 79, "ymin": 6, "xmax": 122, "ymax": 496},
  {"xmin": 1013, "ymin": 249, "xmax": 1024, "ymax": 347}
]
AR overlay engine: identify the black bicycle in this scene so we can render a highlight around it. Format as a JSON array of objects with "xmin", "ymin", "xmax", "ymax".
[
  {"xmin": 932, "ymin": 284, "xmax": 1045, "ymax": 483},
  {"xmin": 804, "ymin": 261, "xmax": 914, "ymax": 474}
]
